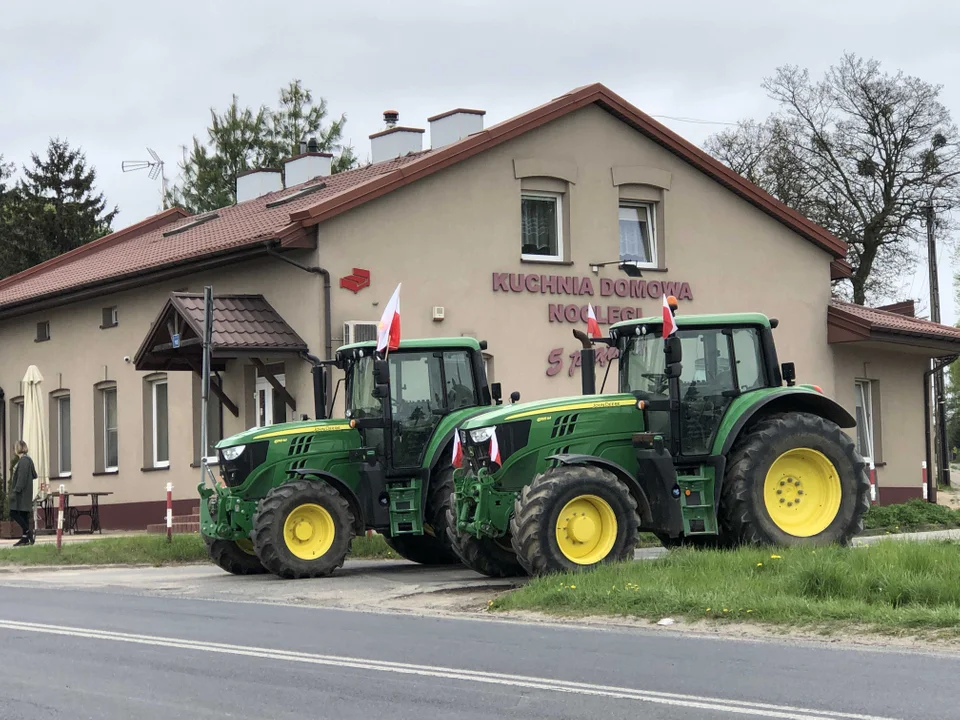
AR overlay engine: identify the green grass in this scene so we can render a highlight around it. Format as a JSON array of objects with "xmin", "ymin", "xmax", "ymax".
[
  {"xmin": 0, "ymin": 532, "xmax": 400, "ymax": 567},
  {"xmin": 492, "ymin": 540, "xmax": 960, "ymax": 635},
  {"xmin": 863, "ymin": 499, "xmax": 960, "ymax": 532}
]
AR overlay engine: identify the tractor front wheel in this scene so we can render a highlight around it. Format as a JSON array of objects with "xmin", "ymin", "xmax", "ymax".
[
  {"xmin": 510, "ymin": 465, "xmax": 639, "ymax": 576},
  {"xmin": 720, "ymin": 412, "xmax": 870, "ymax": 547},
  {"xmin": 205, "ymin": 536, "xmax": 268, "ymax": 575},
  {"xmin": 251, "ymin": 480, "xmax": 355, "ymax": 579},
  {"xmin": 443, "ymin": 488, "xmax": 526, "ymax": 578},
  {"xmin": 383, "ymin": 468, "xmax": 461, "ymax": 565}
]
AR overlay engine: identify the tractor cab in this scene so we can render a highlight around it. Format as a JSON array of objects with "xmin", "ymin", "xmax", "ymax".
[
  {"xmin": 611, "ymin": 307, "xmax": 785, "ymax": 460},
  {"xmin": 337, "ymin": 338, "xmax": 494, "ymax": 474}
]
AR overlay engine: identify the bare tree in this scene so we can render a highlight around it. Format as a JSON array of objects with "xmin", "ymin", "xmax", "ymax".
[{"xmin": 706, "ymin": 53, "xmax": 960, "ymax": 304}]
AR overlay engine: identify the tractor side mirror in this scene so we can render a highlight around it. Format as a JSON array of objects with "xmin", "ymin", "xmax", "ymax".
[
  {"xmin": 510, "ymin": 391, "xmax": 521, "ymax": 404},
  {"xmin": 781, "ymin": 362, "xmax": 796, "ymax": 387},
  {"xmin": 372, "ymin": 358, "xmax": 390, "ymax": 398},
  {"xmin": 491, "ymin": 382, "xmax": 503, "ymax": 405},
  {"xmin": 664, "ymin": 336, "xmax": 682, "ymax": 365}
]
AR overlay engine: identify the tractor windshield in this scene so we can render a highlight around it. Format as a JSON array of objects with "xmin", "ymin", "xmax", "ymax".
[
  {"xmin": 621, "ymin": 326, "xmax": 768, "ymax": 454},
  {"xmin": 347, "ymin": 355, "xmax": 383, "ymax": 419}
]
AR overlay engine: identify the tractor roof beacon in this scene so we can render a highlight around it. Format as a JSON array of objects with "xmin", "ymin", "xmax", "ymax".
[
  {"xmin": 447, "ymin": 299, "xmax": 870, "ymax": 578},
  {"xmin": 198, "ymin": 337, "xmax": 518, "ymax": 579}
]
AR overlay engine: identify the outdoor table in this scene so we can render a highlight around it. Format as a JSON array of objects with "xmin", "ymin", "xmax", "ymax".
[{"xmin": 40, "ymin": 491, "xmax": 114, "ymax": 534}]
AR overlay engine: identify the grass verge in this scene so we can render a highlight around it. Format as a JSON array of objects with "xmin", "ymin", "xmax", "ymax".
[
  {"xmin": 492, "ymin": 540, "xmax": 960, "ymax": 635},
  {"xmin": 0, "ymin": 532, "xmax": 399, "ymax": 567},
  {"xmin": 863, "ymin": 499, "xmax": 960, "ymax": 533}
]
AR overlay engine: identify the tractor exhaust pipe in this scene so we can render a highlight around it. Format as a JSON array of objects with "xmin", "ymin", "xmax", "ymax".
[{"xmin": 572, "ymin": 329, "xmax": 596, "ymax": 395}]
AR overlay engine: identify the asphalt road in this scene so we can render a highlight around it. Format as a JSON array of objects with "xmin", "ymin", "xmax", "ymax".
[{"xmin": 0, "ymin": 581, "xmax": 955, "ymax": 720}]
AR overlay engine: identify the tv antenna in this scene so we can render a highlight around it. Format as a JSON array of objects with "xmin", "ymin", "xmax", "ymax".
[{"xmin": 122, "ymin": 147, "xmax": 168, "ymax": 209}]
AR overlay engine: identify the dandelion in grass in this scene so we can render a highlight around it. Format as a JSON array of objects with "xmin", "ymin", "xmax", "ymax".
[
  {"xmin": 757, "ymin": 562, "xmax": 763, "ymax": 567},
  {"xmin": 770, "ymin": 554, "xmax": 782, "ymax": 560}
]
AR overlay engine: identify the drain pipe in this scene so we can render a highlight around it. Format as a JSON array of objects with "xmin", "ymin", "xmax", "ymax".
[
  {"xmin": 924, "ymin": 354, "xmax": 958, "ymax": 505},
  {"xmin": 264, "ymin": 243, "xmax": 333, "ymax": 416}
]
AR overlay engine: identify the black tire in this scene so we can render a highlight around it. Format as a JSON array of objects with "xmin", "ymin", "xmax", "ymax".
[
  {"xmin": 510, "ymin": 465, "xmax": 640, "ymax": 576},
  {"xmin": 251, "ymin": 480, "xmax": 355, "ymax": 579},
  {"xmin": 443, "ymin": 481, "xmax": 526, "ymax": 578},
  {"xmin": 204, "ymin": 536, "xmax": 268, "ymax": 575},
  {"xmin": 383, "ymin": 468, "xmax": 461, "ymax": 565},
  {"xmin": 720, "ymin": 412, "xmax": 870, "ymax": 547}
]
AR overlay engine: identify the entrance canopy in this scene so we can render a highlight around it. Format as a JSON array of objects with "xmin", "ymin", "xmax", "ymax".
[{"xmin": 134, "ymin": 293, "xmax": 309, "ymax": 417}]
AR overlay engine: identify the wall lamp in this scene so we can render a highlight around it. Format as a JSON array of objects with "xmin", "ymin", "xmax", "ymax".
[{"xmin": 589, "ymin": 260, "xmax": 643, "ymax": 277}]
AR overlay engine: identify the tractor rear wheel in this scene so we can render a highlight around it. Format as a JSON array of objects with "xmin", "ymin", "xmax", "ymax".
[
  {"xmin": 720, "ymin": 412, "xmax": 870, "ymax": 547},
  {"xmin": 443, "ymin": 489, "xmax": 526, "ymax": 578},
  {"xmin": 205, "ymin": 536, "xmax": 267, "ymax": 575},
  {"xmin": 251, "ymin": 480, "xmax": 355, "ymax": 579},
  {"xmin": 383, "ymin": 468, "xmax": 461, "ymax": 565},
  {"xmin": 510, "ymin": 465, "xmax": 639, "ymax": 576}
]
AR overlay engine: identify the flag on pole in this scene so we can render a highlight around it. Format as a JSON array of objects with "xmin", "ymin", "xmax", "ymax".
[
  {"xmin": 662, "ymin": 294, "xmax": 678, "ymax": 339},
  {"xmin": 586, "ymin": 304, "xmax": 601, "ymax": 338},
  {"xmin": 489, "ymin": 428, "xmax": 502, "ymax": 465},
  {"xmin": 376, "ymin": 283, "xmax": 402, "ymax": 352},
  {"xmin": 452, "ymin": 429, "xmax": 464, "ymax": 468}
]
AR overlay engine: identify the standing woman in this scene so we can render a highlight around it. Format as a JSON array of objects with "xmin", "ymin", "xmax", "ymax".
[{"xmin": 10, "ymin": 440, "xmax": 36, "ymax": 546}]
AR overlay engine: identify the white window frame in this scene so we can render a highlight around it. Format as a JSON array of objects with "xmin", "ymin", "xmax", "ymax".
[
  {"xmin": 102, "ymin": 387, "xmax": 119, "ymax": 473},
  {"xmin": 520, "ymin": 191, "xmax": 564, "ymax": 263},
  {"xmin": 13, "ymin": 400, "xmax": 24, "ymax": 442},
  {"xmin": 855, "ymin": 379, "xmax": 874, "ymax": 464},
  {"xmin": 618, "ymin": 201, "xmax": 658, "ymax": 269},
  {"xmin": 152, "ymin": 379, "xmax": 170, "ymax": 468},
  {"xmin": 255, "ymin": 374, "xmax": 286, "ymax": 428},
  {"xmin": 57, "ymin": 395, "xmax": 71, "ymax": 478}
]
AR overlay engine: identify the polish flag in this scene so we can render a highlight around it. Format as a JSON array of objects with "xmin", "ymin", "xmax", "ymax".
[
  {"xmin": 586, "ymin": 304, "xmax": 601, "ymax": 338},
  {"xmin": 452, "ymin": 430, "xmax": 464, "ymax": 468},
  {"xmin": 489, "ymin": 429, "xmax": 502, "ymax": 465},
  {"xmin": 376, "ymin": 283, "xmax": 402, "ymax": 352},
  {"xmin": 662, "ymin": 294, "xmax": 678, "ymax": 339}
]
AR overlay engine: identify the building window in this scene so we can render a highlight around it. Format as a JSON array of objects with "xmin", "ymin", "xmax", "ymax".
[
  {"xmin": 619, "ymin": 202, "xmax": 657, "ymax": 267},
  {"xmin": 36, "ymin": 321, "xmax": 50, "ymax": 342},
  {"xmin": 521, "ymin": 192, "xmax": 563, "ymax": 261},
  {"xmin": 101, "ymin": 306, "xmax": 118, "ymax": 329},
  {"xmin": 57, "ymin": 395, "xmax": 71, "ymax": 477},
  {"xmin": 151, "ymin": 378, "xmax": 169, "ymax": 468},
  {"xmin": 855, "ymin": 379, "xmax": 875, "ymax": 463},
  {"xmin": 11, "ymin": 398, "xmax": 24, "ymax": 443},
  {"xmin": 95, "ymin": 384, "xmax": 119, "ymax": 473}
]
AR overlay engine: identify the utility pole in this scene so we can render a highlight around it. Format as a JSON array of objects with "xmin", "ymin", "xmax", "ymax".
[{"xmin": 926, "ymin": 202, "xmax": 952, "ymax": 491}]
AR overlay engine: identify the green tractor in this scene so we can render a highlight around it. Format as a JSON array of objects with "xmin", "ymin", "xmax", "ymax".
[
  {"xmin": 446, "ymin": 304, "xmax": 870, "ymax": 577},
  {"xmin": 199, "ymin": 337, "xmax": 512, "ymax": 579}
]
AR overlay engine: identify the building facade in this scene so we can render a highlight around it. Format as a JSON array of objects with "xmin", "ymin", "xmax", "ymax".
[{"xmin": 1, "ymin": 83, "xmax": 956, "ymax": 528}]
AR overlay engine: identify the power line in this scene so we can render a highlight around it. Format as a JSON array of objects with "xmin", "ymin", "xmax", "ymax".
[{"xmin": 649, "ymin": 114, "xmax": 738, "ymax": 126}]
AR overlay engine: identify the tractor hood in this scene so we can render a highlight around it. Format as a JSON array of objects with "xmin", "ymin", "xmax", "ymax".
[
  {"xmin": 216, "ymin": 418, "xmax": 353, "ymax": 448},
  {"xmin": 459, "ymin": 393, "xmax": 638, "ymax": 430}
]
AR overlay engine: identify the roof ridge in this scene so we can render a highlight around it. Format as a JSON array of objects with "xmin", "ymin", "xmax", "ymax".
[{"xmin": 0, "ymin": 207, "xmax": 189, "ymax": 291}]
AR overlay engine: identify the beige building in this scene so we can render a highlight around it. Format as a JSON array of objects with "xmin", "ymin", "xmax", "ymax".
[{"xmin": 1, "ymin": 82, "xmax": 957, "ymax": 529}]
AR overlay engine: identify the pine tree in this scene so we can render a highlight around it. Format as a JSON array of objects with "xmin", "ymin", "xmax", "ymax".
[
  {"xmin": 169, "ymin": 81, "xmax": 357, "ymax": 214},
  {"xmin": 0, "ymin": 141, "xmax": 117, "ymax": 279}
]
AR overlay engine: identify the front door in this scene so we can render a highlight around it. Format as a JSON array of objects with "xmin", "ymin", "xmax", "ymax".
[{"xmin": 255, "ymin": 374, "xmax": 287, "ymax": 427}]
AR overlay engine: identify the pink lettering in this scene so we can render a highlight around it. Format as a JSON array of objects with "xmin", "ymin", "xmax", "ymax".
[
  {"xmin": 548, "ymin": 304, "xmax": 565, "ymax": 322},
  {"xmin": 614, "ymin": 279, "xmax": 628, "ymax": 297},
  {"xmin": 600, "ymin": 278, "xmax": 614, "ymax": 297},
  {"xmin": 647, "ymin": 281, "xmax": 662, "ymax": 298},
  {"xmin": 564, "ymin": 304, "xmax": 580, "ymax": 323},
  {"xmin": 525, "ymin": 274, "xmax": 539, "ymax": 293},
  {"xmin": 678, "ymin": 282, "xmax": 693, "ymax": 301},
  {"xmin": 492, "ymin": 273, "xmax": 509, "ymax": 292},
  {"xmin": 546, "ymin": 348, "xmax": 563, "ymax": 376},
  {"xmin": 542, "ymin": 275, "xmax": 557, "ymax": 294}
]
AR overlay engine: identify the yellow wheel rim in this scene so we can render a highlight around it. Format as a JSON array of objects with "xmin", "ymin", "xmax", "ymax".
[
  {"xmin": 283, "ymin": 503, "xmax": 336, "ymax": 560},
  {"xmin": 235, "ymin": 538, "xmax": 256, "ymax": 556},
  {"xmin": 763, "ymin": 448, "xmax": 842, "ymax": 537},
  {"xmin": 555, "ymin": 495, "xmax": 618, "ymax": 564}
]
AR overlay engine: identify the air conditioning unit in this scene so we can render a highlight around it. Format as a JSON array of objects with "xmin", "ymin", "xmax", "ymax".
[
  {"xmin": 343, "ymin": 320, "xmax": 379, "ymax": 344},
  {"xmin": 432, "ymin": 306, "xmax": 445, "ymax": 321}
]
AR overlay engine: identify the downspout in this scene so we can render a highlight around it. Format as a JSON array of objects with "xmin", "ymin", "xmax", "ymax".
[
  {"xmin": 0, "ymin": 387, "xmax": 6, "ymax": 514},
  {"xmin": 264, "ymin": 243, "xmax": 333, "ymax": 418},
  {"xmin": 925, "ymin": 354, "xmax": 958, "ymax": 504}
]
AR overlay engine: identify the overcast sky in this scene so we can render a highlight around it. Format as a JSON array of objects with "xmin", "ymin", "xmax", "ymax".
[{"xmin": 3, "ymin": 0, "xmax": 958, "ymax": 320}]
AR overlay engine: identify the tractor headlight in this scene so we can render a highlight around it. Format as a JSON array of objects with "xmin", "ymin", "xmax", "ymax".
[
  {"xmin": 469, "ymin": 427, "xmax": 496, "ymax": 444},
  {"xmin": 220, "ymin": 445, "xmax": 246, "ymax": 461}
]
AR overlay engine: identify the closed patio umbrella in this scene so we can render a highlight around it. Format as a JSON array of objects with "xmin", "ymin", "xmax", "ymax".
[{"xmin": 21, "ymin": 365, "xmax": 49, "ymax": 504}]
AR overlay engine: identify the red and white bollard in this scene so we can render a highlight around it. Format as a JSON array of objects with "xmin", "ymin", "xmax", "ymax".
[
  {"xmin": 166, "ymin": 482, "xmax": 173, "ymax": 543},
  {"xmin": 868, "ymin": 461, "xmax": 878, "ymax": 505},
  {"xmin": 922, "ymin": 461, "xmax": 928, "ymax": 501},
  {"xmin": 56, "ymin": 484, "xmax": 65, "ymax": 551}
]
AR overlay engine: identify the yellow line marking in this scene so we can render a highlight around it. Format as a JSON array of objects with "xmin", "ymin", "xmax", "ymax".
[
  {"xmin": 254, "ymin": 424, "xmax": 351, "ymax": 440},
  {"xmin": 505, "ymin": 398, "xmax": 636, "ymax": 421}
]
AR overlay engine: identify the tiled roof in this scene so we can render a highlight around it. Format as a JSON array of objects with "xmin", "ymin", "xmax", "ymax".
[
  {"xmin": 828, "ymin": 299, "xmax": 960, "ymax": 346},
  {"xmin": 173, "ymin": 293, "xmax": 308, "ymax": 351},
  {"xmin": 0, "ymin": 152, "xmax": 433, "ymax": 311},
  {"xmin": 0, "ymin": 82, "xmax": 852, "ymax": 315}
]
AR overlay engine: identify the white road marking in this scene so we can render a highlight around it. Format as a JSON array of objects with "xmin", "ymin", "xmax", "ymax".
[{"xmin": 0, "ymin": 619, "xmax": 899, "ymax": 720}]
